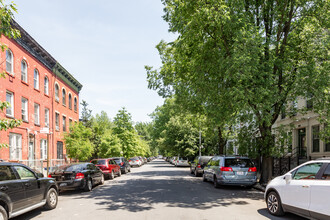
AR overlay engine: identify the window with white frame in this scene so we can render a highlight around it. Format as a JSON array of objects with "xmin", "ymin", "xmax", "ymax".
[
  {"xmin": 62, "ymin": 89, "xmax": 66, "ymax": 106},
  {"xmin": 34, "ymin": 69, "xmax": 39, "ymax": 90},
  {"xmin": 68, "ymin": 94, "xmax": 72, "ymax": 109},
  {"xmin": 74, "ymin": 97, "xmax": 77, "ymax": 112},
  {"xmin": 44, "ymin": 77, "xmax": 49, "ymax": 95},
  {"xmin": 40, "ymin": 139, "xmax": 47, "ymax": 160},
  {"xmin": 9, "ymin": 133, "xmax": 22, "ymax": 160},
  {"xmin": 21, "ymin": 97, "xmax": 28, "ymax": 122},
  {"xmin": 62, "ymin": 116, "xmax": 66, "ymax": 132},
  {"xmin": 6, "ymin": 91, "xmax": 14, "ymax": 117},
  {"xmin": 55, "ymin": 83, "xmax": 59, "ymax": 102},
  {"xmin": 34, "ymin": 103, "xmax": 40, "ymax": 125},
  {"xmin": 21, "ymin": 60, "xmax": 27, "ymax": 82},
  {"xmin": 45, "ymin": 108, "xmax": 49, "ymax": 127},
  {"xmin": 6, "ymin": 49, "xmax": 13, "ymax": 74},
  {"xmin": 312, "ymin": 125, "xmax": 320, "ymax": 152},
  {"xmin": 55, "ymin": 113, "xmax": 60, "ymax": 130}
]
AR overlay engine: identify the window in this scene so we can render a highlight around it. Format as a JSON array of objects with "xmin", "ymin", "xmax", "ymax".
[
  {"xmin": 321, "ymin": 165, "xmax": 330, "ymax": 180},
  {"xmin": 6, "ymin": 91, "xmax": 14, "ymax": 117},
  {"xmin": 9, "ymin": 133, "xmax": 22, "ymax": 160},
  {"xmin": 0, "ymin": 166, "xmax": 17, "ymax": 181},
  {"xmin": 62, "ymin": 89, "xmax": 66, "ymax": 106},
  {"xmin": 34, "ymin": 69, "xmax": 39, "ymax": 90},
  {"xmin": 63, "ymin": 116, "xmax": 66, "ymax": 132},
  {"xmin": 40, "ymin": 139, "xmax": 47, "ymax": 160},
  {"xmin": 14, "ymin": 166, "xmax": 35, "ymax": 180},
  {"xmin": 312, "ymin": 126, "xmax": 320, "ymax": 152},
  {"xmin": 74, "ymin": 97, "xmax": 77, "ymax": 112},
  {"xmin": 6, "ymin": 49, "xmax": 13, "ymax": 74},
  {"xmin": 68, "ymin": 94, "xmax": 72, "ymax": 109},
  {"xmin": 293, "ymin": 163, "xmax": 322, "ymax": 180},
  {"xmin": 21, "ymin": 60, "xmax": 27, "ymax": 82},
  {"xmin": 55, "ymin": 83, "xmax": 59, "ymax": 102},
  {"xmin": 34, "ymin": 103, "xmax": 40, "ymax": 125},
  {"xmin": 325, "ymin": 124, "xmax": 330, "ymax": 152},
  {"xmin": 44, "ymin": 77, "xmax": 49, "ymax": 95},
  {"xmin": 55, "ymin": 113, "xmax": 60, "ymax": 131},
  {"xmin": 306, "ymin": 93, "xmax": 313, "ymax": 109},
  {"xmin": 45, "ymin": 108, "xmax": 49, "ymax": 127},
  {"xmin": 292, "ymin": 100, "xmax": 298, "ymax": 116},
  {"xmin": 57, "ymin": 142, "xmax": 63, "ymax": 159},
  {"xmin": 21, "ymin": 98, "xmax": 28, "ymax": 122},
  {"xmin": 69, "ymin": 119, "xmax": 73, "ymax": 127}
]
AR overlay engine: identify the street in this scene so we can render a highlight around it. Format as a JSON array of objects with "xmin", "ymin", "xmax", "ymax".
[{"xmin": 13, "ymin": 159, "xmax": 306, "ymax": 220}]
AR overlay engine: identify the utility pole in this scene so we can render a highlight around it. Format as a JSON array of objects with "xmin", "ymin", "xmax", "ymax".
[{"xmin": 199, "ymin": 129, "xmax": 201, "ymax": 157}]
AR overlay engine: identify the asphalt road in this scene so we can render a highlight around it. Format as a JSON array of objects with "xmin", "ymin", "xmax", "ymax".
[{"xmin": 13, "ymin": 159, "xmax": 306, "ymax": 220}]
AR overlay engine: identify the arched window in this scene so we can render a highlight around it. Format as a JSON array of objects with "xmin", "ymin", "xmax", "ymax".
[
  {"xmin": 21, "ymin": 60, "xmax": 27, "ymax": 82},
  {"xmin": 44, "ymin": 76, "xmax": 49, "ymax": 95},
  {"xmin": 74, "ymin": 97, "xmax": 77, "ymax": 112},
  {"xmin": 62, "ymin": 88, "xmax": 66, "ymax": 106},
  {"xmin": 55, "ymin": 83, "xmax": 59, "ymax": 101},
  {"xmin": 34, "ymin": 69, "xmax": 39, "ymax": 89},
  {"xmin": 68, "ymin": 93, "xmax": 72, "ymax": 109},
  {"xmin": 6, "ymin": 49, "xmax": 13, "ymax": 74}
]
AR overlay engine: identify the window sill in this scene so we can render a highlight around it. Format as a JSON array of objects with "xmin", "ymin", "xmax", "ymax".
[
  {"xmin": 44, "ymin": 94, "xmax": 50, "ymax": 98},
  {"xmin": 21, "ymin": 81, "xmax": 29, "ymax": 86},
  {"xmin": 34, "ymin": 123, "xmax": 40, "ymax": 127},
  {"xmin": 34, "ymin": 88, "xmax": 40, "ymax": 92},
  {"xmin": 63, "ymin": 104, "xmax": 66, "ymax": 107},
  {"xmin": 22, "ymin": 120, "xmax": 29, "ymax": 123},
  {"xmin": 6, "ymin": 72, "xmax": 15, "ymax": 78},
  {"xmin": 6, "ymin": 114, "xmax": 15, "ymax": 119},
  {"xmin": 55, "ymin": 99, "xmax": 59, "ymax": 103}
]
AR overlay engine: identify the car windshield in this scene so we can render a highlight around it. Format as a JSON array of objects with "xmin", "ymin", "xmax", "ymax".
[
  {"xmin": 179, "ymin": 157, "xmax": 187, "ymax": 160},
  {"xmin": 114, "ymin": 159, "xmax": 121, "ymax": 164},
  {"xmin": 55, "ymin": 164, "xmax": 85, "ymax": 172},
  {"xmin": 91, "ymin": 160, "xmax": 106, "ymax": 165},
  {"xmin": 225, "ymin": 159, "xmax": 254, "ymax": 168},
  {"xmin": 200, "ymin": 157, "xmax": 212, "ymax": 164}
]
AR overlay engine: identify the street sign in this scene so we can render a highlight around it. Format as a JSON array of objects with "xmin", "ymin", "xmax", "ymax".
[{"xmin": 40, "ymin": 127, "xmax": 50, "ymax": 134}]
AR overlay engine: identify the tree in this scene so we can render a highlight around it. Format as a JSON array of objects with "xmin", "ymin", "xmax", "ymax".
[
  {"xmin": 147, "ymin": 0, "xmax": 329, "ymax": 183},
  {"xmin": 0, "ymin": 0, "xmax": 21, "ymax": 148},
  {"xmin": 64, "ymin": 123, "xmax": 94, "ymax": 161},
  {"xmin": 80, "ymin": 100, "xmax": 93, "ymax": 128}
]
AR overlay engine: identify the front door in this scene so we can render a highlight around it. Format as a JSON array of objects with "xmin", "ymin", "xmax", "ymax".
[
  {"xmin": 298, "ymin": 128, "xmax": 306, "ymax": 158},
  {"xmin": 57, "ymin": 142, "xmax": 63, "ymax": 159}
]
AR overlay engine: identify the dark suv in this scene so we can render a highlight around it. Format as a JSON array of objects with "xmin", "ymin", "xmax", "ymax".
[
  {"xmin": 0, "ymin": 162, "xmax": 58, "ymax": 220},
  {"xmin": 111, "ymin": 157, "xmax": 131, "ymax": 174},
  {"xmin": 190, "ymin": 156, "xmax": 212, "ymax": 177}
]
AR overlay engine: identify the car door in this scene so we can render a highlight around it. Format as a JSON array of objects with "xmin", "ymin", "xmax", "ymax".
[
  {"xmin": 280, "ymin": 162, "xmax": 323, "ymax": 216},
  {"xmin": 204, "ymin": 160, "xmax": 213, "ymax": 180},
  {"xmin": 309, "ymin": 163, "xmax": 330, "ymax": 219},
  {"xmin": 0, "ymin": 165, "xmax": 25, "ymax": 212},
  {"xmin": 13, "ymin": 165, "xmax": 43, "ymax": 208}
]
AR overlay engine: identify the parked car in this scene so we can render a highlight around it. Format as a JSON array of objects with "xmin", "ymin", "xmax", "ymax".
[
  {"xmin": 48, "ymin": 163, "xmax": 104, "ymax": 192},
  {"xmin": 175, "ymin": 157, "xmax": 190, "ymax": 167},
  {"xmin": 90, "ymin": 158, "xmax": 121, "ymax": 179},
  {"xmin": 129, "ymin": 157, "xmax": 142, "ymax": 167},
  {"xmin": 265, "ymin": 159, "xmax": 330, "ymax": 219},
  {"xmin": 170, "ymin": 157, "xmax": 177, "ymax": 165},
  {"xmin": 190, "ymin": 156, "xmax": 212, "ymax": 177},
  {"xmin": 203, "ymin": 156, "xmax": 257, "ymax": 188},
  {"xmin": 111, "ymin": 157, "xmax": 131, "ymax": 174},
  {"xmin": 0, "ymin": 162, "xmax": 58, "ymax": 220}
]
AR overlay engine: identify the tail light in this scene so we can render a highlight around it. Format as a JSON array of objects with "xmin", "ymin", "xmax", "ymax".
[
  {"xmin": 120, "ymin": 162, "xmax": 124, "ymax": 166},
  {"xmin": 197, "ymin": 164, "xmax": 201, "ymax": 168},
  {"xmin": 248, "ymin": 167, "xmax": 257, "ymax": 172},
  {"xmin": 177, "ymin": 160, "xmax": 179, "ymax": 163},
  {"xmin": 75, "ymin": 173, "xmax": 85, "ymax": 179},
  {"xmin": 48, "ymin": 174, "xmax": 52, "ymax": 178},
  {"xmin": 129, "ymin": 160, "xmax": 131, "ymax": 162},
  {"xmin": 220, "ymin": 167, "xmax": 233, "ymax": 172},
  {"xmin": 136, "ymin": 160, "xmax": 139, "ymax": 162}
]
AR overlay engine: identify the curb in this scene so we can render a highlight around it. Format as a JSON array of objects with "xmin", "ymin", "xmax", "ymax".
[{"xmin": 253, "ymin": 183, "xmax": 266, "ymax": 192}]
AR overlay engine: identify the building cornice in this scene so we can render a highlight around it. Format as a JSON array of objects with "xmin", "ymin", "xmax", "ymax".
[{"xmin": 53, "ymin": 62, "xmax": 83, "ymax": 93}]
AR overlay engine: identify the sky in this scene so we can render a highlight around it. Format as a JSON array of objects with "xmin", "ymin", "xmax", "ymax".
[{"xmin": 12, "ymin": 0, "xmax": 176, "ymax": 122}]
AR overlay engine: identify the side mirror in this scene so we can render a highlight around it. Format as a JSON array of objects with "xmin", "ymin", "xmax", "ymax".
[
  {"xmin": 37, "ymin": 173, "xmax": 44, "ymax": 178},
  {"xmin": 284, "ymin": 173, "xmax": 292, "ymax": 183}
]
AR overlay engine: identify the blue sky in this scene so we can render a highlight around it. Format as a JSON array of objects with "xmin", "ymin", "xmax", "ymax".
[{"xmin": 12, "ymin": 0, "xmax": 176, "ymax": 122}]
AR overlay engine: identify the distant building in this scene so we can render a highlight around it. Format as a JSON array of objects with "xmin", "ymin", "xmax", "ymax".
[{"xmin": 0, "ymin": 21, "xmax": 82, "ymax": 171}]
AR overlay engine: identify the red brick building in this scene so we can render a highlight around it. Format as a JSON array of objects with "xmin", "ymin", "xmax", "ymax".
[{"xmin": 0, "ymin": 21, "xmax": 82, "ymax": 171}]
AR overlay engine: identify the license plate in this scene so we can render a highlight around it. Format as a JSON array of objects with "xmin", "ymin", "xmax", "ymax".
[
  {"xmin": 236, "ymin": 171, "xmax": 244, "ymax": 175},
  {"xmin": 60, "ymin": 183, "xmax": 67, "ymax": 187}
]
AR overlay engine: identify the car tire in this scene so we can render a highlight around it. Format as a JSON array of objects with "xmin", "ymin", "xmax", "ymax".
[
  {"xmin": 190, "ymin": 167, "xmax": 194, "ymax": 174},
  {"xmin": 194, "ymin": 169, "xmax": 199, "ymax": 177},
  {"xmin": 110, "ymin": 171, "xmax": 115, "ymax": 180},
  {"xmin": 267, "ymin": 191, "xmax": 285, "ymax": 216},
  {"xmin": 84, "ymin": 178, "xmax": 93, "ymax": 191},
  {"xmin": 100, "ymin": 174, "xmax": 104, "ymax": 185},
  {"xmin": 118, "ymin": 169, "xmax": 122, "ymax": 177},
  {"xmin": 44, "ymin": 188, "xmax": 58, "ymax": 210},
  {"xmin": 0, "ymin": 205, "xmax": 8, "ymax": 220},
  {"xmin": 202, "ymin": 173, "xmax": 207, "ymax": 182},
  {"xmin": 123, "ymin": 167, "xmax": 127, "ymax": 174},
  {"xmin": 214, "ymin": 176, "xmax": 220, "ymax": 188},
  {"xmin": 128, "ymin": 167, "xmax": 131, "ymax": 172}
]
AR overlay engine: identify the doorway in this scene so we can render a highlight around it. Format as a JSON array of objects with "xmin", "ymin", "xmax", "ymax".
[{"xmin": 298, "ymin": 128, "xmax": 307, "ymax": 158}]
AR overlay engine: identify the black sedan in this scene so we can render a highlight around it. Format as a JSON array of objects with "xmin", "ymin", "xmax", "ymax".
[
  {"xmin": 111, "ymin": 157, "xmax": 131, "ymax": 174},
  {"xmin": 0, "ymin": 162, "xmax": 58, "ymax": 220},
  {"xmin": 48, "ymin": 163, "xmax": 104, "ymax": 192}
]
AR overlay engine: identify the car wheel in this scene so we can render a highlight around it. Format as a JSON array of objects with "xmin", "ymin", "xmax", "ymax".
[
  {"xmin": 128, "ymin": 167, "xmax": 131, "ymax": 172},
  {"xmin": 84, "ymin": 178, "xmax": 93, "ymax": 191},
  {"xmin": 214, "ymin": 176, "xmax": 220, "ymax": 188},
  {"xmin": 190, "ymin": 166, "xmax": 194, "ymax": 174},
  {"xmin": 118, "ymin": 169, "xmax": 122, "ymax": 177},
  {"xmin": 100, "ymin": 174, "xmax": 104, "ymax": 185},
  {"xmin": 267, "ymin": 191, "xmax": 285, "ymax": 216},
  {"xmin": 110, "ymin": 171, "xmax": 115, "ymax": 180},
  {"xmin": 194, "ymin": 169, "xmax": 199, "ymax": 177},
  {"xmin": 202, "ymin": 173, "xmax": 207, "ymax": 182},
  {"xmin": 44, "ymin": 188, "xmax": 58, "ymax": 210},
  {"xmin": 0, "ymin": 205, "xmax": 8, "ymax": 220},
  {"xmin": 123, "ymin": 167, "xmax": 127, "ymax": 174}
]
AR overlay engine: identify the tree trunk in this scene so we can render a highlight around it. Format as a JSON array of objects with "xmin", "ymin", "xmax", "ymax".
[
  {"xmin": 260, "ymin": 156, "xmax": 273, "ymax": 184},
  {"xmin": 258, "ymin": 125, "xmax": 274, "ymax": 184},
  {"xmin": 218, "ymin": 127, "xmax": 227, "ymax": 155}
]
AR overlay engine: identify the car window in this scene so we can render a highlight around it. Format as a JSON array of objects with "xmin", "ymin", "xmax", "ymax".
[
  {"xmin": 321, "ymin": 164, "xmax": 330, "ymax": 180},
  {"xmin": 210, "ymin": 158, "xmax": 220, "ymax": 166},
  {"xmin": 58, "ymin": 164, "xmax": 85, "ymax": 172},
  {"xmin": 293, "ymin": 163, "xmax": 323, "ymax": 180},
  {"xmin": 114, "ymin": 159, "xmax": 121, "ymax": 164},
  {"xmin": 0, "ymin": 166, "xmax": 17, "ymax": 181},
  {"xmin": 14, "ymin": 166, "xmax": 36, "ymax": 180},
  {"xmin": 225, "ymin": 158, "xmax": 254, "ymax": 168},
  {"xmin": 91, "ymin": 160, "xmax": 106, "ymax": 165}
]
